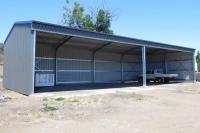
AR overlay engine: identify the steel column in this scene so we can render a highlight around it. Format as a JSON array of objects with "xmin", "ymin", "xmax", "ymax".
[
  {"xmin": 32, "ymin": 30, "xmax": 36, "ymax": 93},
  {"xmin": 193, "ymin": 52, "xmax": 196, "ymax": 83},
  {"xmin": 142, "ymin": 46, "xmax": 146, "ymax": 87}
]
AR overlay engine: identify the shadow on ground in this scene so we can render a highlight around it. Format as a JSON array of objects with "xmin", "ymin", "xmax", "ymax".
[{"xmin": 34, "ymin": 81, "xmax": 182, "ymax": 93}]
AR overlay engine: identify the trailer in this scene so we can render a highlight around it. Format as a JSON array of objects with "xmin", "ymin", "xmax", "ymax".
[{"xmin": 138, "ymin": 69, "xmax": 178, "ymax": 83}]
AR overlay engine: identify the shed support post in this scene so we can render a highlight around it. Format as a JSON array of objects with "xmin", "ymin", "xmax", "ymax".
[
  {"xmin": 32, "ymin": 30, "xmax": 36, "ymax": 94},
  {"xmin": 142, "ymin": 46, "xmax": 146, "ymax": 87},
  {"xmin": 54, "ymin": 52, "xmax": 57, "ymax": 86},
  {"xmin": 120, "ymin": 54, "xmax": 124, "ymax": 83},
  {"xmin": 193, "ymin": 52, "xmax": 196, "ymax": 83}
]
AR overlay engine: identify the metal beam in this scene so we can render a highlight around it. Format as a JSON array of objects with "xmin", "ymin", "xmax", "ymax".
[
  {"xmin": 55, "ymin": 36, "xmax": 73, "ymax": 51},
  {"xmin": 54, "ymin": 36, "xmax": 73, "ymax": 85},
  {"xmin": 147, "ymin": 49, "xmax": 163, "ymax": 55},
  {"xmin": 92, "ymin": 42, "xmax": 112, "ymax": 53},
  {"xmin": 31, "ymin": 21, "xmax": 195, "ymax": 53},
  {"xmin": 97, "ymin": 50, "xmax": 140, "ymax": 56},
  {"xmin": 142, "ymin": 46, "xmax": 146, "ymax": 87},
  {"xmin": 121, "ymin": 46, "xmax": 141, "ymax": 55},
  {"xmin": 148, "ymin": 50, "xmax": 182, "ymax": 55}
]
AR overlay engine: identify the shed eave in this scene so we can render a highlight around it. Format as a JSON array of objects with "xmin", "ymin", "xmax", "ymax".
[
  {"xmin": 4, "ymin": 20, "xmax": 195, "ymax": 53},
  {"xmin": 30, "ymin": 21, "xmax": 195, "ymax": 53}
]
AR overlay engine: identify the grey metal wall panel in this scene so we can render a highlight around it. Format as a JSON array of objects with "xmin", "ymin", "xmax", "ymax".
[
  {"xmin": 147, "ymin": 54, "xmax": 165, "ymax": 71},
  {"xmin": 166, "ymin": 52, "xmax": 193, "ymax": 80},
  {"xmin": 95, "ymin": 71, "xmax": 121, "ymax": 82},
  {"xmin": 123, "ymin": 72, "xmax": 139, "ymax": 81},
  {"xmin": 123, "ymin": 62, "xmax": 140, "ymax": 71},
  {"xmin": 123, "ymin": 54, "xmax": 141, "ymax": 62},
  {"xmin": 57, "ymin": 71, "xmax": 92, "ymax": 83},
  {"xmin": 36, "ymin": 43, "xmax": 141, "ymax": 83},
  {"xmin": 57, "ymin": 59, "xmax": 91, "ymax": 70},
  {"xmin": 95, "ymin": 52, "xmax": 121, "ymax": 82},
  {"xmin": 56, "ymin": 58, "xmax": 92, "ymax": 83},
  {"xmin": 147, "ymin": 62, "xmax": 164, "ymax": 70},
  {"xmin": 95, "ymin": 61, "xmax": 121, "ymax": 71},
  {"xmin": 167, "ymin": 60, "xmax": 193, "ymax": 71},
  {"xmin": 95, "ymin": 52, "xmax": 121, "ymax": 61},
  {"xmin": 35, "ymin": 58, "xmax": 55, "ymax": 71},
  {"xmin": 57, "ymin": 47, "xmax": 92, "ymax": 83},
  {"xmin": 36, "ymin": 43, "xmax": 55, "ymax": 58},
  {"xmin": 36, "ymin": 45, "xmax": 93, "ymax": 83},
  {"xmin": 95, "ymin": 52, "xmax": 141, "ymax": 82},
  {"xmin": 3, "ymin": 25, "xmax": 35, "ymax": 95},
  {"xmin": 57, "ymin": 46, "xmax": 92, "ymax": 59},
  {"xmin": 123, "ymin": 54, "xmax": 141, "ymax": 80}
]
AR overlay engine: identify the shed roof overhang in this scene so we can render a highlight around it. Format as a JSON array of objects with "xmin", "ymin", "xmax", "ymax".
[
  {"xmin": 5, "ymin": 20, "xmax": 195, "ymax": 53},
  {"xmin": 36, "ymin": 31, "xmax": 142, "ymax": 55}
]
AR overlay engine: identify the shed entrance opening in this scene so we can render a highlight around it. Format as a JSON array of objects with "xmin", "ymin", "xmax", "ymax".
[{"xmin": 35, "ymin": 31, "xmax": 143, "ymax": 90}]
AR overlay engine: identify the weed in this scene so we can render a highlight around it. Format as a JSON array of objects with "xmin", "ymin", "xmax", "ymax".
[
  {"xmin": 43, "ymin": 103, "xmax": 58, "ymax": 112},
  {"xmin": 55, "ymin": 97, "xmax": 65, "ymax": 101},
  {"xmin": 70, "ymin": 99, "xmax": 79, "ymax": 103},
  {"xmin": 136, "ymin": 97, "xmax": 143, "ymax": 101},
  {"xmin": 43, "ymin": 98, "xmax": 48, "ymax": 101}
]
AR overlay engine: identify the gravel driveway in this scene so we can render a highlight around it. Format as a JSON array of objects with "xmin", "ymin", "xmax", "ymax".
[{"xmin": 0, "ymin": 82, "xmax": 200, "ymax": 133}]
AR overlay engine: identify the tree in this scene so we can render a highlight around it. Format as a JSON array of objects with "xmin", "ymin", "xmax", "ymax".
[
  {"xmin": 63, "ymin": 2, "xmax": 85, "ymax": 29},
  {"xmin": 62, "ymin": 1, "xmax": 114, "ymax": 34},
  {"xmin": 96, "ymin": 9, "xmax": 113, "ymax": 34},
  {"xmin": 83, "ymin": 14, "xmax": 95, "ymax": 31},
  {"xmin": 196, "ymin": 51, "xmax": 200, "ymax": 72}
]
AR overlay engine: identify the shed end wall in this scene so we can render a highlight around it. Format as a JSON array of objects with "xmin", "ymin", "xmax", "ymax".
[{"xmin": 3, "ymin": 25, "xmax": 35, "ymax": 95}]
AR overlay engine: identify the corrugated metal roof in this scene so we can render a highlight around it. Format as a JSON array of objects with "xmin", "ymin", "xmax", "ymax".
[{"xmin": 5, "ymin": 20, "xmax": 195, "ymax": 53}]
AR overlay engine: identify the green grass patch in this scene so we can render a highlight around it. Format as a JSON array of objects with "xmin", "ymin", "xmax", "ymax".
[
  {"xmin": 55, "ymin": 97, "xmax": 65, "ymax": 101},
  {"xmin": 43, "ymin": 103, "xmax": 58, "ymax": 112},
  {"xmin": 69, "ymin": 99, "xmax": 79, "ymax": 103},
  {"xmin": 43, "ymin": 98, "xmax": 48, "ymax": 101},
  {"xmin": 64, "ymin": 98, "xmax": 80, "ymax": 105}
]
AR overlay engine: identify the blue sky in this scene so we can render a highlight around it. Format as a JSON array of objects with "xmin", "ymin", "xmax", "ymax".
[{"xmin": 0, "ymin": 0, "xmax": 200, "ymax": 51}]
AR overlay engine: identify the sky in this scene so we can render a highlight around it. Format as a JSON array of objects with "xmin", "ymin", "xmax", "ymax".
[{"xmin": 0, "ymin": 0, "xmax": 200, "ymax": 51}]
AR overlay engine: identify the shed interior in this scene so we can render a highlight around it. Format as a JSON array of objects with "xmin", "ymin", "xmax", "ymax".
[{"xmin": 35, "ymin": 31, "xmax": 194, "ymax": 90}]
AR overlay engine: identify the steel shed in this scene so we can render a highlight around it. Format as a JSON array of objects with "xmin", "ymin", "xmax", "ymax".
[{"xmin": 3, "ymin": 20, "xmax": 196, "ymax": 95}]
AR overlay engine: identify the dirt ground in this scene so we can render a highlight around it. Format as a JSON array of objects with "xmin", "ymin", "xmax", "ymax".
[{"xmin": 1, "ymin": 82, "xmax": 200, "ymax": 133}]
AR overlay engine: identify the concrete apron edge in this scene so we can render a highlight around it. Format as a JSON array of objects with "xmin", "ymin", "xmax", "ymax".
[
  {"xmin": 32, "ymin": 82, "xmax": 198, "ymax": 98},
  {"xmin": 33, "ymin": 86, "xmax": 147, "ymax": 98}
]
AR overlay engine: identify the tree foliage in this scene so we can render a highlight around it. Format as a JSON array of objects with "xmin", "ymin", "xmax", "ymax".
[
  {"xmin": 96, "ymin": 9, "xmax": 113, "ymax": 34},
  {"xmin": 62, "ymin": 1, "xmax": 113, "ymax": 34},
  {"xmin": 196, "ymin": 51, "xmax": 200, "ymax": 72}
]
